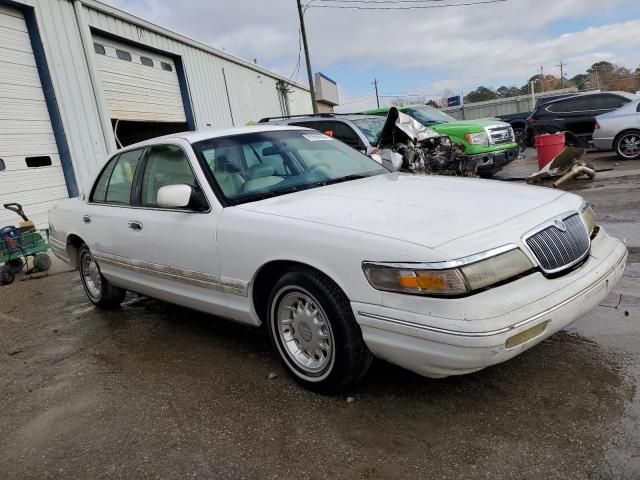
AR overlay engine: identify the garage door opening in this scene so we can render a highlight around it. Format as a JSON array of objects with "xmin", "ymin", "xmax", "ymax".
[{"xmin": 112, "ymin": 119, "xmax": 188, "ymax": 147}]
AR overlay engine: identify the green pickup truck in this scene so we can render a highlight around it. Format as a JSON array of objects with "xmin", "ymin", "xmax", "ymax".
[{"xmin": 363, "ymin": 105, "xmax": 519, "ymax": 176}]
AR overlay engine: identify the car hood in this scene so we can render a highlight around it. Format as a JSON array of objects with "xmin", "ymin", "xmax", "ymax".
[
  {"xmin": 432, "ymin": 119, "xmax": 509, "ymax": 134},
  {"xmin": 237, "ymin": 173, "xmax": 567, "ymax": 248}
]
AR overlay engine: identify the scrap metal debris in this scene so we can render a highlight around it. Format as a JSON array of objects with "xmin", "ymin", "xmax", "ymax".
[
  {"xmin": 376, "ymin": 107, "xmax": 476, "ymax": 177},
  {"xmin": 526, "ymin": 146, "xmax": 594, "ymax": 187}
]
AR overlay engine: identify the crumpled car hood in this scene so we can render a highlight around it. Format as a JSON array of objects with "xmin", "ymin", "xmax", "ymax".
[{"xmin": 237, "ymin": 173, "xmax": 567, "ymax": 248}]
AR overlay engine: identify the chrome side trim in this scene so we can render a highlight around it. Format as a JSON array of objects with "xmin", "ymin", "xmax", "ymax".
[
  {"xmin": 358, "ymin": 248, "xmax": 627, "ymax": 338},
  {"xmin": 92, "ymin": 250, "xmax": 248, "ymax": 296},
  {"xmin": 363, "ymin": 244, "xmax": 519, "ymax": 271},
  {"xmin": 220, "ymin": 276, "xmax": 249, "ymax": 296},
  {"xmin": 49, "ymin": 237, "xmax": 71, "ymax": 263}
]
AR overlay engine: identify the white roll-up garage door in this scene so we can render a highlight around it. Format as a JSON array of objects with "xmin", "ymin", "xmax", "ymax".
[
  {"xmin": 92, "ymin": 35, "xmax": 186, "ymax": 123},
  {"xmin": 0, "ymin": 4, "xmax": 68, "ymax": 228}
]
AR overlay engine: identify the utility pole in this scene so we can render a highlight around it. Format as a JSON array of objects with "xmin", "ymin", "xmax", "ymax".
[
  {"xmin": 557, "ymin": 60, "xmax": 567, "ymax": 88},
  {"xmin": 372, "ymin": 78, "xmax": 380, "ymax": 108},
  {"xmin": 296, "ymin": 0, "xmax": 318, "ymax": 113},
  {"xmin": 540, "ymin": 66, "xmax": 545, "ymax": 92}
]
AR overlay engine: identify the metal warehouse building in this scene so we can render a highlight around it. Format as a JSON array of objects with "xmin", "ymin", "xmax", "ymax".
[{"xmin": 0, "ymin": 0, "xmax": 312, "ymax": 226}]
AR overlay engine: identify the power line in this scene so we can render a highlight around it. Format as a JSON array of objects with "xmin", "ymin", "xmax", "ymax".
[
  {"xmin": 307, "ymin": 0, "xmax": 507, "ymax": 9},
  {"xmin": 288, "ymin": 27, "xmax": 302, "ymax": 82}
]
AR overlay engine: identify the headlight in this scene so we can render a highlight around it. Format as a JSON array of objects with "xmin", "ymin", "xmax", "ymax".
[
  {"xmin": 579, "ymin": 201, "xmax": 596, "ymax": 235},
  {"xmin": 363, "ymin": 246, "xmax": 534, "ymax": 297},
  {"xmin": 464, "ymin": 132, "xmax": 489, "ymax": 146}
]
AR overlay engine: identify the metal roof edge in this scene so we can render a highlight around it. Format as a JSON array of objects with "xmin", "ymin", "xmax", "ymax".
[{"xmin": 76, "ymin": 0, "xmax": 310, "ymax": 92}]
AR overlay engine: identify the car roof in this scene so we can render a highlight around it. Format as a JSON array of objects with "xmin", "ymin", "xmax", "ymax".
[
  {"xmin": 543, "ymin": 90, "xmax": 637, "ymax": 105},
  {"xmin": 263, "ymin": 113, "xmax": 382, "ymax": 123},
  {"xmin": 122, "ymin": 125, "xmax": 310, "ymax": 150}
]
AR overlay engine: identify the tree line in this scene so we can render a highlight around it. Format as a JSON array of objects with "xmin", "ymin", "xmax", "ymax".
[{"xmin": 463, "ymin": 61, "xmax": 640, "ymax": 104}]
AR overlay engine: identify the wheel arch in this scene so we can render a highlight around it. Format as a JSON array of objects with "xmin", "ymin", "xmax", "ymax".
[
  {"xmin": 65, "ymin": 233, "xmax": 86, "ymax": 268},
  {"xmin": 250, "ymin": 259, "xmax": 348, "ymax": 324},
  {"xmin": 613, "ymin": 128, "xmax": 640, "ymax": 145}
]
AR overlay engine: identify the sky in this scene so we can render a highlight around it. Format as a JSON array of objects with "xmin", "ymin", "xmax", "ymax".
[{"xmin": 107, "ymin": 0, "xmax": 640, "ymax": 111}]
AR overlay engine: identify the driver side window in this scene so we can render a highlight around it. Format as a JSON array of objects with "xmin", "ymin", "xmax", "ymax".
[{"xmin": 140, "ymin": 145, "xmax": 200, "ymax": 208}]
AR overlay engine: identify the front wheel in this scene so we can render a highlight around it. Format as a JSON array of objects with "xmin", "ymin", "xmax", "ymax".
[
  {"xmin": 79, "ymin": 245, "xmax": 125, "ymax": 309},
  {"xmin": 267, "ymin": 269, "xmax": 373, "ymax": 393},
  {"xmin": 615, "ymin": 131, "xmax": 640, "ymax": 160}
]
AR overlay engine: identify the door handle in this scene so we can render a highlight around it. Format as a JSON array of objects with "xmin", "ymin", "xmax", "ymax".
[
  {"xmin": 82, "ymin": 215, "xmax": 92, "ymax": 224},
  {"xmin": 128, "ymin": 220, "xmax": 143, "ymax": 231}
]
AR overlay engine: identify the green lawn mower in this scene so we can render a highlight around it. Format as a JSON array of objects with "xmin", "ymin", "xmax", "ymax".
[{"xmin": 0, "ymin": 203, "xmax": 51, "ymax": 286}]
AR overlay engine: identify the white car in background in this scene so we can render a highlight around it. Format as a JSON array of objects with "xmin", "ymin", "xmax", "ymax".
[
  {"xmin": 49, "ymin": 126, "xmax": 627, "ymax": 392},
  {"xmin": 593, "ymin": 99, "xmax": 640, "ymax": 160}
]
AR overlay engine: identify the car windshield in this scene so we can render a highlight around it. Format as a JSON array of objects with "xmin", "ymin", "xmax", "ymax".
[
  {"xmin": 402, "ymin": 106, "xmax": 457, "ymax": 126},
  {"xmin": 192, "ymin": 129, "xmax": 388, "ymax": 205},
  {"xmin": 350, "ymin": 117, "xmax": 387, "ymax": 144}
]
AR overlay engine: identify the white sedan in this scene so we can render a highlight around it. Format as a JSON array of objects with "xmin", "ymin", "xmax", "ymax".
[{"xmin": 49, "ymin": 126, "xmax": 627, "ymax": 392}]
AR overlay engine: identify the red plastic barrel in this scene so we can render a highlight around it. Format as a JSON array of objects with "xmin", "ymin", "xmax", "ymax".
[{"xmin": 535, "ymin": 133, "xmax": 566, "ymax": 170}]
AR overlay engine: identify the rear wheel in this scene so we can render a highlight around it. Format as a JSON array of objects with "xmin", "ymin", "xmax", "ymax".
[
  {"xmin": 615, "ymin": 131, "xmax": 640, "ymax": 160},
  {"xmin": 33, "ymin": 253, "xmax": 51, "ymax": 272},
  {"xmin": 6, "ymin": 258, "xmax": 24, "ymax": 274},
  {"xmin": 267, "ymin": 269, "xmax": 372, "ymax": 393},
  {"xmin": 79, "ymin": 245, "xmax": 125, "ymax": 308},
  {"xmin": 0, "ymin": 265, "xmax": 15, "ymax": 286}
]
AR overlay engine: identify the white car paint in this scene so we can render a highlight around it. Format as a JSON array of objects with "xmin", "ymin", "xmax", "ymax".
[{"xmin": 49, "ymin": 126, "xmax": 628, "ymax": 379}]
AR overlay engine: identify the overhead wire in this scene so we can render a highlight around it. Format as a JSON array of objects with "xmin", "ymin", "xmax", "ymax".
[{"xmin": 306, "ymin": 0, "xmax": 508, "ymax": 10}]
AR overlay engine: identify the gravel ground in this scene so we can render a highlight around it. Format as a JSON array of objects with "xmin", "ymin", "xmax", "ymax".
[{"xmin": 1, "ymin": 152, "xmax": 639, "ymax": 479}]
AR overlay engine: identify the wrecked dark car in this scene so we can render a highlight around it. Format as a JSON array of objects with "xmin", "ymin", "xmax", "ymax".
[{"xmin": 376, "ymin": 107, "xmax": 476, "ymax": 176}]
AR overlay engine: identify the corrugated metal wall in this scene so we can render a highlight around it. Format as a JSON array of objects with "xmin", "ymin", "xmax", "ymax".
[{"xmin": 9, "ymin": 0, "xmax": 312, "ymax": 191}]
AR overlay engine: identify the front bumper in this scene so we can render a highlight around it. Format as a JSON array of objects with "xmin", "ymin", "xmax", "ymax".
[
  {"xmin": 352, "ymin": 229, "xmax": 627, "ymax": 378},
  {"xmin": 470, "ymin": 147, "xmax": 519, "ymax": 173}
]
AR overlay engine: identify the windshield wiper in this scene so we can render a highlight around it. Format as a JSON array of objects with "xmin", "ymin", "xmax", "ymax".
[{"xmin": 315, "ymin": 173, "xmax": 371, "ymax": 187}]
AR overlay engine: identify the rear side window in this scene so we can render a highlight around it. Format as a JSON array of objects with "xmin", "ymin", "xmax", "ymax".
[
  {"xmin": 591, "ymin": 95, "xmax": 629, "ymax": 111},
  {"xmin": 548, "ymin": 98, "xmax": 590, "ymax": 113},
  {"xmin": 92, "ymin": 148, "xmax": 144, "ymax": 204},
  {"xmin": 140, "ymin": 145, "xmax": 199, "ymax": 208}
]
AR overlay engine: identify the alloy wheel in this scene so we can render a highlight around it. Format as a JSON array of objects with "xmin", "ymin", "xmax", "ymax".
[
  {"xmin": 618, "ymin": 133, "xmax": 640, "ymax": 159},
  {"xmin": 275, "ymin": 290, "xmax": 335, "ymax": 376},
  {"xmin": 81, "ymin": 251, "xmax": 102, "ymax": 299}
]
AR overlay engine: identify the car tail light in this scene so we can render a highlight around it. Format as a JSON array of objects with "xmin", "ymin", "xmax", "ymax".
[{"xmin": 594, "ymin": 121, "xmax": 601, "ymax": 129}]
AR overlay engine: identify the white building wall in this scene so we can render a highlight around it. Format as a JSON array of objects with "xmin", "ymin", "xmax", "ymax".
[{"xmin": 7, "ymin": 0, "xmax": 312, "ymax": 191}]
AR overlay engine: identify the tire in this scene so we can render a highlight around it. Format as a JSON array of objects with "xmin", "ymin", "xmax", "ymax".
[
  {"xmin": 78, "ymin": 244, "xmax": 125, "ymax": 308},
  {"xmin": 614, "ymin": 131, "xmax": 640, "ymax": 160},
  {"xmin": 6, "ymin": 258, "xmax": 24, "ymax": 274},
  {"xmin": 0, "ymin": 265, "xmax": 15, "ymax": 286},
  {"xmin": 33, "ymin": 253, "xmax": 51, "ymax": 272},
  {"xmin": 513, "ymin": 127, "xmax": 527, "ymax": 152},
  {"xmin": 267, "ymin": 269, "xmax": 373, "ymax": 393}
]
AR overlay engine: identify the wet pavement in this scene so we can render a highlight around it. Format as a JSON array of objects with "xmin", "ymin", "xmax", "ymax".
[{"xmin": 1, "ymin": 154, "xmax": 639, "ymax": 479}]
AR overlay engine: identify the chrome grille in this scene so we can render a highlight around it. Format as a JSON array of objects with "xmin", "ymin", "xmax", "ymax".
[
  {"xmin": 488, "ymin": 126, "xmax": 514, "ymax": 145},
  {"xmin": 525, "ymin": 213, "xmax": 590, "ymax": 274}
]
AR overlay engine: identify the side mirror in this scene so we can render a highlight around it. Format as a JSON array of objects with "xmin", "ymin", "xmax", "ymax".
[{"xmin": 157, "ymin": 184, "xmax": 194, "ymax": 209}]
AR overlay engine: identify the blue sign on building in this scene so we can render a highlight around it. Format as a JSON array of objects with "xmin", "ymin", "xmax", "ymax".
[{"xmin": 447, "ymin": 95, "xmax": 462, "ymax": 107}]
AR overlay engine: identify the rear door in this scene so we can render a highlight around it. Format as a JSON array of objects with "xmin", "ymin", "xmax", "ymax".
[{"xmin": 82, "ymin": 148, "xmax": 146, "ymax": 287}]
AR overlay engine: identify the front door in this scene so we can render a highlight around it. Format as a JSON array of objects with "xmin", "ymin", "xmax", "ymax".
[{"xmin": 122, "ymin": 142, "xmax": 228, "ymax": 317}]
